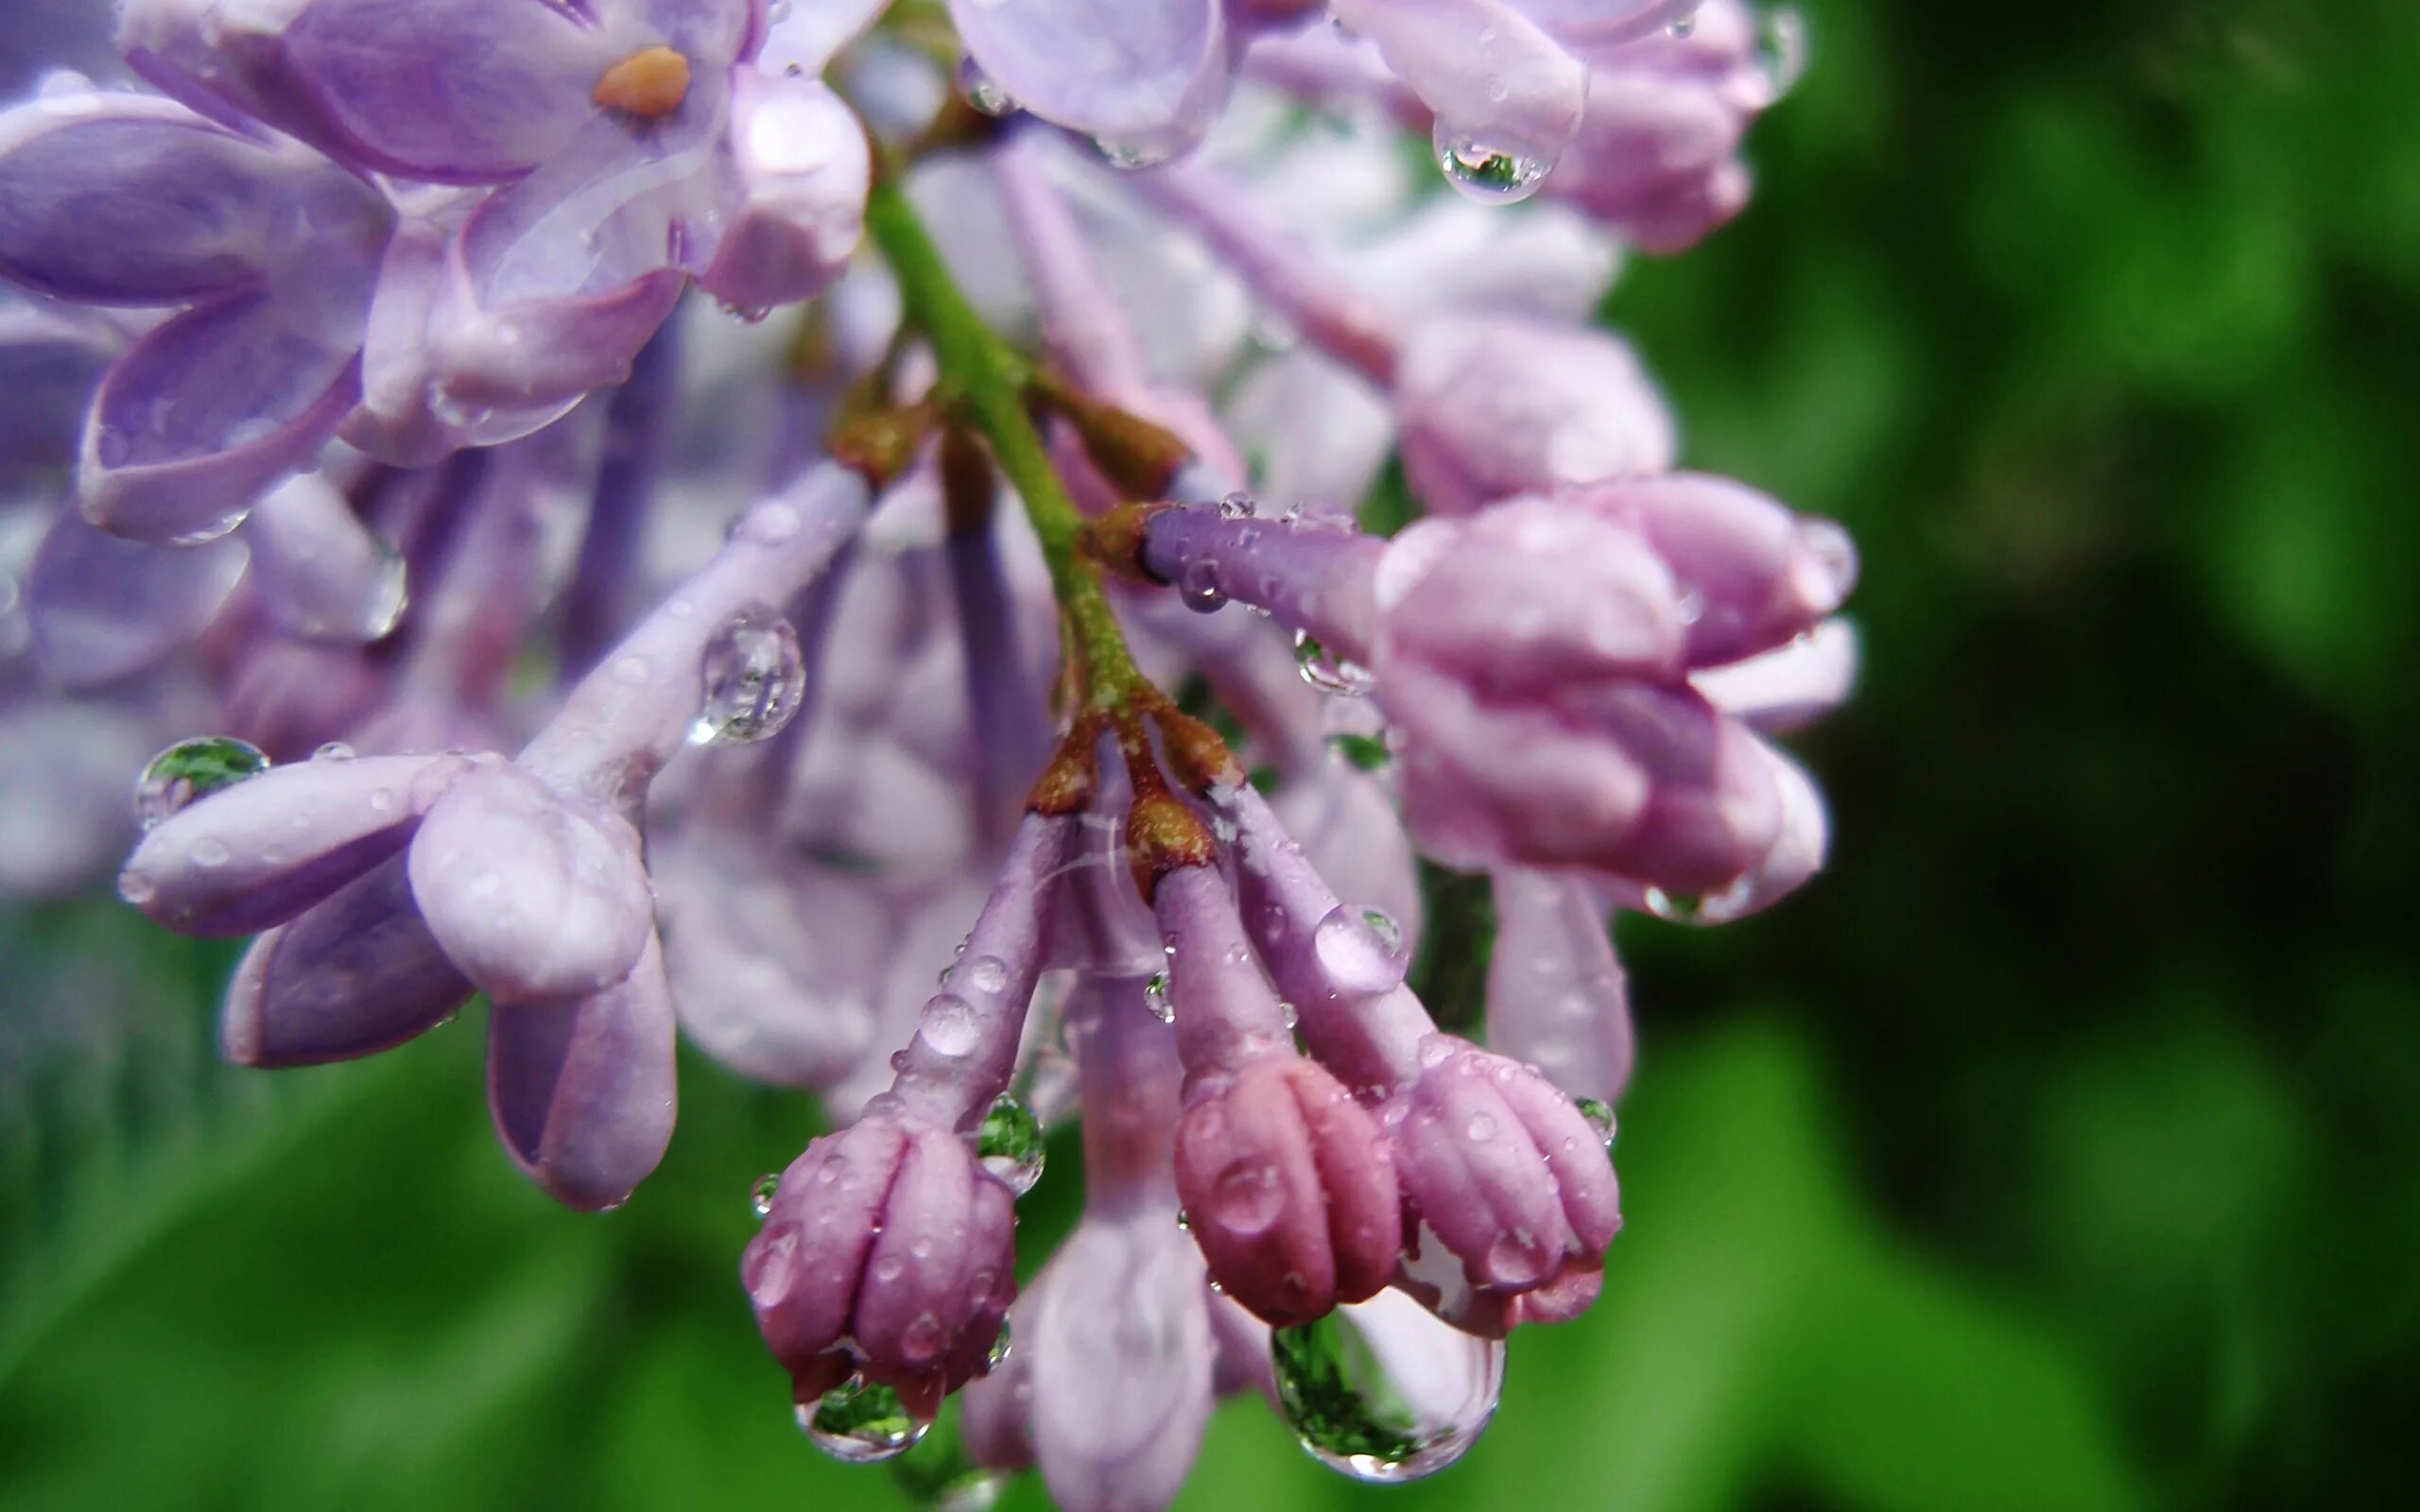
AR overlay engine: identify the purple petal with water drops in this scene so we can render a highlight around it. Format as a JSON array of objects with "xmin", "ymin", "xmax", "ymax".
[
  {"xmin": 26, "ymin": 508, "xmax": 247, "ymax": 687},
  {"xmin": 948, "ymin": 0, "xmax": 1233, "ymax": 161},
  {"xmin": 1692, "ymin": 617, "xmax": 1858, "ymax": 733},
  {"xmin": 221, "ymin": 852, "xmax": 475, "ymax": 1067},
  {"xmin": 488, "ymin": 929, "xmax": 678, "ymax": 1210},
  {"xmin": 1027, "ymin": 1214, "xmax": 1217, "ymax": 1512},
  {"xmin": 0, "ymin": 94, "xmax": 317, "ymax": 305},
  {"xmin": 79, "ymin": 287, "xmax": 363, "ymax": 545},
  {"xmin": 1328, "ymin": 0, "xmax": 1586, "ymax": 171},
  {"xmin": 120, "ymin": 750, "xmax": 471, "ymax": 936},
  {"xmin": 242, "ymin": 471, "xmax": 408, "ymax": 644},
  {"xmin": 406, "ymin": 761, "xmax": 656, "ymax": 1003},
  {"xmin": 1485, "ymin": 867, "xmax": 1634, "ymax": 1104}
]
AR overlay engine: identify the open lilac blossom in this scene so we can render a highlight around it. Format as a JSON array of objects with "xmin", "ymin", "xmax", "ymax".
[{"xmin": 0, "ymin": 0, "xmax": 1850, "ymax": 1501}]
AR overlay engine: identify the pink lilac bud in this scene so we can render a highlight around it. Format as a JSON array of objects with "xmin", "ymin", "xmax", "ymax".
[
  {"xmin": 1153, "ymin": 862, "xmax": 1401, "ymax": 1327},
  {"xmin": 700, "ymin": 73, "xmax": 871, "ymax": 315},
  {"xmin": 1388, "ymin": 1034, "xmax": 1621, "ymax": 1332}
]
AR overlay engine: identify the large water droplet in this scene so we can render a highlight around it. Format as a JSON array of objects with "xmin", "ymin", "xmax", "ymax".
[
  {"xmin": 1145, "ymin": 969, "xmax": 1175, "ymax": 1023},
  {"xmin": 1294, "ymin": 632, "xmax": 1375, "ymax": 696},
  {"xmin": 964, "ymin": 954, "xmax": 1009, "ymax": 995},
  {"xmin": 801, "ymin": 1378, "xmax": 927, "ymax": 1464},
  {"xmin": 918, "ymin": 993, "xmax": 982, "ymax": 1058},
  {"xmin": 1642, "ymin": 886, "xmax": 1705, "ymax": 924},
  {"xmin": 751, "ymin": 1172, "xmax": 782, "ymax": 1218},
  {"xmin": 1312, "ymin": 903, "xmax": 1409, "ymax": 994},
  {"xmin": 1574, "ymin": 1097, "xmax": 1616, "ymax": 1155},
  {"xmin": 1756, "ymin": 5, "xmax": 1809, "ymax": 100},
  {"xmin": 1431, "ymin": 121, "xmax": 1551, "ymax": 205},
  {"xmin": 1177, "ymin": 561, "xmax": 1227, "ymax": 614},
  {"xmin": 1219, "ymin": 491, "xmax": 1257, "ymax": 520},
  {"xmin": 1209, "ymin": 1160, "xmax": 1285, "ymax": 1237},
  {"xmin": 134, "ymin": 737, "xmax": 270, "ymax": 829},
  {"xmin": 977, "ymin": 1094, "xmax": 1045, "ymax": 1195},
  {"xmin": 1328, "ymin": 731, "xmax": 1392, "ymax": 771},
  {"xmin": 986, "ymin": 1316, "xmax": 1013, "ymax": 1371},
  {"xmin": 687, "ymin": 607, "xmax": 805, "ymax": 747},
  {"xmin": 1271, "ymin": 1288, "xmax": 1505, "ymax": 1482}
]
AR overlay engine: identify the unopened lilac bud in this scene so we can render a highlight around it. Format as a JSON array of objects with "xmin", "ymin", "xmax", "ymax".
[
  {"xmin": 1692, "ymin": 617, "xmax": 1859, "ymax": 733},
  {"xmin": 1388, "ymin": 1035, "xmax": 1620, "ymax": 1325},
  {"xmin": 488, "ymin": 932, "xmax": 678, "ymax": 1211},
  {"xmin": 1157, "ymin": 864, "xmax": 1400, "ymax": 1326},
  {"xmin": 1395, "ymin": 316, "xmax": 1676, "ymax": 517},
  {"xmin": 745, "ymin": 1115, "xmax": 1019, "ymax": 1418},
  {"xmin": 119, "ymin": 750, "xmax": 472, "ymax": 936},
  {"xmin": 700, "ymin": 74, "xmax": 871, "ymax": 315},
  {"xmin": 1485, "ymin": 868, "xmax": 1634, "ymax": 1106}
]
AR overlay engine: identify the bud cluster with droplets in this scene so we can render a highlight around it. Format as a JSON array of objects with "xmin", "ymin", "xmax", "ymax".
[{"xmin": 0, "ymin": 1, "xmax": 1844, "ymax": 1508}]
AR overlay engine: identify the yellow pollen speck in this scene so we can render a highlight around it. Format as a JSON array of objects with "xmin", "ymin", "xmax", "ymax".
[{"xmin": 594, "ymin": 45, "xmax": 691, "ymax": 120}]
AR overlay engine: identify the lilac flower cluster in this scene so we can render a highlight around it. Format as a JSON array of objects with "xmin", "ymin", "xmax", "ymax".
[{"xmin": 0, "ymin": 0, "xmax": 1845, "ymax": 1504}]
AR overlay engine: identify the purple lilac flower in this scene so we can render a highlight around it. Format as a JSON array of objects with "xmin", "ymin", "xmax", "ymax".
[{"xmin": 0, "ymin": 0, "xmax": 1851, "ymax": 1502}]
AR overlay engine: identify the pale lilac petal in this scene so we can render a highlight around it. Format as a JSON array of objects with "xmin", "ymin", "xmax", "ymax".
[
  {"xmin": 948, "ymin": 0, "xmax": 1233, "ymax": 159},
  {"xmin": 488, "ymin": 931, "xmax": 679, "ymax": 1210},
  {"xmin": 1028, "ymin": 1216, "xmax": 1216, "ymax": 1512},
  {"xmin": 80, "ymin": 288, "xmax": 363, "ymax": 545},
  {"xmin": 26, "ymin": 510, "xmax": 247, "ymax": 687},
  {"xmin": 220, "ymin": 853, "xmax": 475, "ymax": 1067},
  {"xmin": 121, "ymin": 750, "xmax": 472, "ymax": 936},
  {"xmin": 406, "ymin": 762, "xmax": 655, "ymax": 1002},
  {"xmin": 699, "ymin": 74, "xmax": 871, "ymax": 314},
  {"xmin": 1329, "ymin": 0, "xmax": 1586, "ymax": 166},
  {"xmin": 1272, "ymin": 764, "xmax": 1425, "ymax": 965},
  {"xmin": 1691, "ymin": 617, "xmax": 1859, "ymax": 732},
  {"xmin": 1485, "ymin": 867, "xmax": 1633, "ymax": 1103},
  {"xmin": 242, "ymin": 471, "xmax": 408, "ymax": 643}
]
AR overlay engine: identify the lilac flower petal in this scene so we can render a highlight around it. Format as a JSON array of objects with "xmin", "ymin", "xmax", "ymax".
[
  {"xmin": 1392, "ymin": 1044, "xmax": 1576, "ymax": 1290},
  {"xmin": 699, "ymin": 74, "xmax": 870, "ymax": 314},
  {"xmin": 1272, "ymin": 765, "xmax": 1425, "ymax": 969},
  {"xmin": 1691, "ymin": 617, "xmax": 1859, "ymax": 732},
  {"xmin": 26, "ymin": 509, "xmax": 247, "ymax": 687},
  {"xmin": 488, "ymin": 931, "xmax": 679, "ymax": 1211},
  {"xmin": 757, "ymin": 0, "xmax": 891, "ymax": 78},
  {"xmin": 1328, "ymin": 0, "xmax": 1586, "ymax": 166},
  {"xmin": 0, "ymin": 95, "xmax": 319, "ymax": 304},
  {"xmin": 1394, "ymin": 316, "xmax": 1676, "ymax": 517},
  {"xmin": 948, "ymin": 0, "xmax": 1232, "ymax": 158},
  {"xmin": 81, "ymin": 287, "xmax": 363, "ymax": 545},
  {"xmin": 242, "ymin": 471, "xmax": 407, "ymax": 644},
  {"xmin": 1545, "ymin": 680, "xmax": 1785, "ymax": 892},
  {"xmin": 221, "ymin": 853, "xmax": 475, "ymax": 1067},
  {"xmin": 1028, "ymin": 1215, "xmax": 1216, "ymax": 1512},
  {"xmin": 747, "ymin": 1119, "xmax": 910, "ymax": 1382},
  {"xmin": 121, "ymin": 751, "xmax": 472, "ymax": 936},
  {"xmin": 1485, "ymin": 868, "xmax": 1634, "ymax": 1104},
  {"xmin": 407, "ymin": 761, "xmax": 655, "ymax": 1002},
  {"xmin": 276, "ymin": 0, "xmax": 609, "ymax": 182},
  {"xmin": 849, "ymin": 1125, "xmax": 1015, "ymax": 1394}
]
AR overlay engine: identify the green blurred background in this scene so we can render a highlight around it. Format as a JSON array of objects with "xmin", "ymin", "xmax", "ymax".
[{"xmin": 7, "ymin": 0, "xmax": 2419, "ymax": 1505}]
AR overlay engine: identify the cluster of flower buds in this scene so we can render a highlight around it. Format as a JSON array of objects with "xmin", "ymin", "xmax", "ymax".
[{"xmin": 0, "ymin": 0, "xmax": 1843, "ymax": 1506}]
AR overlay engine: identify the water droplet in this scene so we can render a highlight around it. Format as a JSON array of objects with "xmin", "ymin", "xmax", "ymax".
[
  {"xmin": 1218, "ymin": 491, "xmax": 1257, "ymax": 520},
  {"xmin": 977, "ymin": 1095, "xmax": 1045, "ymax": 1195},
  {"xmin": 1209, "ymin": 1160, "xmax": 1284, "ymax": 1236},
  {"xmin": 1177, "ymin": 561, "xmax": 1227, "ymax": 614},
  {"xmin": 1092, "ymin": 136, "xmax": 1173, "ymax": 171},
  {"xmin": 1271, "ymin": 1288, "xmax": 1504, "ymax": 1482},
  {"xmin": 955, "ymin": 56, "xmax": 1013, "ymax": 116},
  {"xmin": 1574, "ymin": 1097, "xmax": 1616, "ymax": 1155},
  {"xmin": 1431, "ymin": 121, "xmax": 1551, "ymax": 205},
  {"xmin": 1668, "ymin": 4, "xmax": 1702, "ymax": 37},
  {"xmin": 1465, "ymin": 1111, "xmax": 1497, "ymax": 1143},
  {"xmin": 964, "ymin": 954, "xmax": 1009, "ymax": 995},
  {"xmin": 1313, "ymin": 903, "xmax": 1408, "ymax": 993},
  {"xmin": 190, "ymin": 837, "xmax": 232, "ymax": 868},
  {"xmin": 1328, "ymin": 731, "xmax": 1392, "ymax": 771},
  {"xmin": 687, "ymin": 607, "xmax": 805, "ymax": 747},
  {"xmin": 800, "ymin": 1377, "xmax": 927, "ymax": 1464},
  {"xmin": 732, "ymin": 501, "xmax": 804, "ymax": 543},
  {"xmin": 134, "ymin": 737, "xmax": 270, "ymax": 829},
  {"xmin": 751, "ymin": 1173, "xmax": 781, "ymax": 1218},
  {"xmin": 1756, "ymin": 5, "xmax": 1808, "ymax": 99},
  {"xmin": 1643, "ymin": 887, "xmax": 1705, "ymax": 923},
  {"xmin": 312, "ymin": 741, "xmax": 355, "ymax": 762},
  {"xmin": 1294, "ymin": 632, "xmax": 1375, "ymax": 696},
  {"xmin": 986, "ymin": 1317, "xmax": 1013, "ymax": 1370},
  {"xmin": 1145, "ymin": 969, "xmax": 1175, "ymax": 1023},
  {"xmin": 917, "ymin": 993, "xmax": 982, "ymax": 1057}
]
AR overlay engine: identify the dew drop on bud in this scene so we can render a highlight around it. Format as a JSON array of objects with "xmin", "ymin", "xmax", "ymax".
[
  {"xmin": 964, "ymin": 954, "xmax": 1009, "ymax": 995},
  {"xmin": 1431, "ymin": 121, "xmax": 1551, "ymax": 205},
  {"xmin": 1145, "ymin": 969, "xmax": 1175, "ymax": 1023},
  {"xmin": 1271, "ymin": 1288, "xmax": 1505, "ymax": 1483},
  {"xmin": 687, "ymin": 606, "xmax": 805, "ymax": 747},
  {"xmin": 1092, "ymin": 135, "xmax": 1173, "ymax": 171},
  {"xmin": 986, "ymin": 1316, "xmax": 1013, "ymax": 1370},
  {"xmin": 1643, "ymin": 886, "xmax": 1706, "ymax": 923},
  {"xmin": 1294, "ymin": 631, "xmax": 1375, "ymax": 696},
  {"xmin": 1218, "ymin": 491, "xmax": 1256, "ymax": 520},
  {"xmin": 1328, "ymin": 731, "xmax": 1392, "ymax": 771},
  {"xmin": 1668, "ymin": 2, "xmax": 1702, "ymax": 37},
  {"xmin": 917, "ymin": 993, "xmax": 982, "ymax": 1057},
  {"xmin": 1574, "ymin": 1097, "xmax": 1616, "ymax": 1155},
  {"xmin": 1756, "ymin": 5, "xmax": 1809, "ymax": 100},
  {"xmin": 977, "ymin": 1094, "xmax": 1045, "ymax": 1195},
  {"xmin": 134, "ymin": 737, "xmax": 270, "ymax": 829},
  {"xmin": 312, "ymin": 742, "xmax": 354, "ymax": 762},
  {"xmin": 1313, "ymin": 903, "xmax": 1409, "ymax": 994},
  {"xmin": 800, "ymin": 1377, "xmax": 927, "ymax": 1464},
  {"xmin": 751, "ymin": 1172, "xmax": 781, "ymax": 1218},
  {"xmin": 955, "ymin": 56, "xmax": 1012, "ymax": 116},
  {"xmin": 1177, "ymin": 561, "xmax": 1227, "ymax": 614}
]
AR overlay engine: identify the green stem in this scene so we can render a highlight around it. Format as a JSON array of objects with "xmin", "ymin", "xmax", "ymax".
[{"xmin": 863, "ymin": 174, "xmax": 1149, "ymax": 713}]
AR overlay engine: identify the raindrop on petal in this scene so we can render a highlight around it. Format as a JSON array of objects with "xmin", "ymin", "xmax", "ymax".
[
  {"xmin": 687, "ymin": 607, "xmax": 805, "ymax": 747},
  {"xmin": 977, "ymin": 1094, "xmax": 1045, "ymax": 1195},
  {"xmin": 1145, "ymin": 969, "xmax": 1176, "ymax": 1023},
  {"xmin": 800, "ymin": 1377, "xmax": 927, "ymax": 1464},
  {"xmin": 1294, "ymin": 632, "xmax": 1375, "ymax": 696},
  {"xmin": 751, "ymin": 1172, "xmax": 782, "ymax": 1218},
  {"xmin": 1271, "ymin": 1288, "xmax": 1504, "ymax": 1482},
  {"xmin": 1431, "ymin": 121, "xmax": 1552, "ymax": 205},
  {"xmin": 134, "ymin": 737, "xmax": 270, "ymax": 829}
]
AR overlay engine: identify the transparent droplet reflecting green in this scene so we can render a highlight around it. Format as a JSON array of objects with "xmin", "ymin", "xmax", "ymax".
[
  {"xmin": 976, "ymin": 1095, "xmax": 1044, "ymax": 1196},
  {"xmin": 800, "ymin": 1378, "xmax": 926, "ymax": 1464},
  {"xmin": 751, "ymin": 1172, "xmax": 781, "ymax": 1218},
  {"xmin": 1145, "ymin": 970, "xmax": 1175, "ymax": 1024},
  {"xmin": 1329, "ymin": 731, "xmax": 1392, "ymax": 771},
  {"xmin": 1574, "ymin": 1097, "xmax": 1616, "ymax": 1155},
  {"xmin": 134, "ymin": 736, "xmax": 270, "ymax": 829},
  {"xmin": 1271, "ymin": 1289, "xmax": 1503, "ymax": 1483}
]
